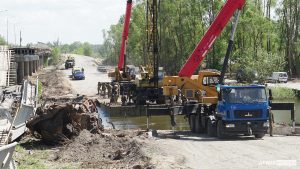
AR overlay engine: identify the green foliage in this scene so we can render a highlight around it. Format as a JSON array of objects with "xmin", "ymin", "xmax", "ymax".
[
  {"xmin": 14, "ymin": 142, "xmax": 79, "ymax": 169},
  {"xmin": 83, "ymin": 42, "xmax": 93, "ymax": 56},
  {"xmin": 0, "ymin": 35, "xmax": 6, "ymax": 45},
  {"xmin": 38, "ymin": 80, "xmax": 43, "ymax": 101},
  {"xmin": 51, "ymin": 47, "xmax": 61, "ymax": 64},
  {"xmin": 98, "ymin": 0, "xmax": 292, "ymax": 77},
  {"xmin": 56, "ymin": 41, "xmax": 94, "ymax": 57},
  {"xmin": 233, "ymin": 48, "xmax": 286, "ymax": 82},
  {"xmin": 15, "ymin": 145, "xmax": 47, "ymax": 169},
  {"xmin": 271, "ymin": 87, "xmax": 296, "ymax": 100}
]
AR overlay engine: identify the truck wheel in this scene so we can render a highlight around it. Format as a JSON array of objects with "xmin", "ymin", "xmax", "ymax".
[
  {"xmin": 217, "ymin": 120, "xmax": 225, "ymax": 139},
  {"xmin": 255, "ymin": 133, "xmax": 265, "ymax": 139},
  {"xmin": 207, "ymin": 119, "xmax": 216, "ymax": 137},
  {"xmin": 189, "ymin": 115, "xmax": 196, "ymax": 133},
  {"xmin": 195, "ymin": 114, "xmax": 200, "ymax": 133},
  {"xmin": 156, "ymin": 98, "xmax": 165, "ymax": 104}
]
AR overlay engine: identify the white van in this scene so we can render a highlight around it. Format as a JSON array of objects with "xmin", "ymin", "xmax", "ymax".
[{"xmin": 268, "ymin": 72, "xmax": 288, "ymax": 83}]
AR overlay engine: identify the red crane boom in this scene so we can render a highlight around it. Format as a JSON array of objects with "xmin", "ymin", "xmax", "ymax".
[
  {"xmin": 118, "ymin": 0, "xmax": 133, "ymax": 71},
  {"xmin": 178, "ymin": 0, "xmax": 246, "ymax": 77}
]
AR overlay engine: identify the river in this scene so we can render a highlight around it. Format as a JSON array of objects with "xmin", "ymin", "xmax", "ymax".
[{"xmin": 98, "ymin": 99, "xmax": 300, "ymax": 130}]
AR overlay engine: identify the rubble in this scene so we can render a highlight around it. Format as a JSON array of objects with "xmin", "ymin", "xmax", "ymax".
[{"xmin": 26, "ymin": 98, "xmax": 103, "ymax": 145}]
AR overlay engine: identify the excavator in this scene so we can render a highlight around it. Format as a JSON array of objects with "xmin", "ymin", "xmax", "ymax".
[{"xmin": 163, "ymin": 0, "xmax": 271, "ymax": 139}]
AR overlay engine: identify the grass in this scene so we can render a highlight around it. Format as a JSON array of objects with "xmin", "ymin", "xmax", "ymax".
[
  {"xmin": 14, "ymin": 140, "xmax": 79, "ymax": 169},
  {"xmin": 15, "ymin": 144, "xmax": 47, "ymax": 169},
  {"xmin": 37, "ymin": 80, "xmax": 43, "ymax": 102},
  {"xmin": 270, "ymin": 87, "xmax": 296, "ymax": 100}
]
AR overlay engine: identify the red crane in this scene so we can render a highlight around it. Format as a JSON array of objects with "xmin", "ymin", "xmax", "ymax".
[
  {"xmin": 178, "ymin": 0, "xmax": 246, "ymax": 77},
  {"xmin": 118, "ymin": 0, "xmax": 133, "ymax": 71}
]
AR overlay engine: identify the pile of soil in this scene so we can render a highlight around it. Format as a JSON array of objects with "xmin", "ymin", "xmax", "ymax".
[
  {"xmin": 39, "ymin": 68, "xmax": 74, "ymax": 98},
  {"xmin": 54, "ymin": 129, "xmax": 152, "ymax": 169}
]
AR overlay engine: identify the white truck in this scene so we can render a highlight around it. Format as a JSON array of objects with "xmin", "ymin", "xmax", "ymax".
[{"xmin": 268, "ymin": 72, "xmax": 288, "ymax": 83}]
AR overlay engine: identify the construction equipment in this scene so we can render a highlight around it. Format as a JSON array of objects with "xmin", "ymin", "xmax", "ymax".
[
  {"xmin": 108, "ymin": 0, "xmax": 135, "ymax": 82},
  {"xmin": 132, "ymin": 0, "xmax": 165, "ymax": 105},
  {"xmin": 163, "ymin": 0, "xmax": 270, "ymax": 138},
  {"xmin": 106, "ymin": 0, "xmax": 137, "ymax": 104},
  {"xmin": 65, "ymin": 55, "xmax": 75, "ymax": 69}
]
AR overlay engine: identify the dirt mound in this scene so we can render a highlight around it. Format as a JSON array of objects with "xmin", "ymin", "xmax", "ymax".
[
  {"xmin": 55, "ymin": 130, "xmax": 152, "ymax": 169},
  {"xmin": 39, "ymin": 68, "xmax": 74, "ymax": 98}
]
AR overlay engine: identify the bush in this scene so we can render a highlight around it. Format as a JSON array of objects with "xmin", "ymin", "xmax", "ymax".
[
  {"xmin": 51, "ymin": 47, "xmax": 61, "ymax": 64},
  {"xmin": 233, "ymin": 48, "xmax": 286, "ymax": 83},
  {"xmin": 271, "ymin": 87, "xmax": 296, "ymax": 100}
]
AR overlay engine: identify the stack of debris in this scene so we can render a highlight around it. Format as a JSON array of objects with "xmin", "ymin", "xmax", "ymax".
[{"xmin": 26, "ymin": 98, "xmax": 102, "ymax": 144}]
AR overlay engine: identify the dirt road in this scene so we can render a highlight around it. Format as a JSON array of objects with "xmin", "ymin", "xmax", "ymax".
[
  {"xmin": 147, "ymin": 131, "xmax": 300, "ymax": 169},
  {"xmin": 61, "ymin": 54, "xmax": 110, "ymax": 97}
]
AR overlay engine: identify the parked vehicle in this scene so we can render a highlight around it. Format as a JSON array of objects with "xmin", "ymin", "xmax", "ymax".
[
  {"xmin": 73, "ymin": 71, "xmax": 85, "ymax": 80},
  {"xmin": 267, "ymin": 72, "xmax": 288, "ymax": 83},
  {"xmin": 97, "ymin": 65, "xmax": 107, "ymax": 72},
  {"xmin": 72, "ymin": 67, "xmax": 82, "ymax": 76}
]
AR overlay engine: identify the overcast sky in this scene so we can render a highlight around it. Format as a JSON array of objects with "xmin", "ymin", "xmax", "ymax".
[{"xmin": 0, "ymin": 0, "xmax": 127, "ymax": 45}]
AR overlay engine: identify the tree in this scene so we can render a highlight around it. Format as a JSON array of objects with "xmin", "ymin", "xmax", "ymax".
[
  {"xmin": 99, "ymin": 0, "xmax": 298, "ymax": 78},
  {"xmin": 0, "ymin": 36, "xmax": 6, "ymax": 45},
  {"xmin": 83, "ymin": 42, "xmax": 93, "ymax": 56}
]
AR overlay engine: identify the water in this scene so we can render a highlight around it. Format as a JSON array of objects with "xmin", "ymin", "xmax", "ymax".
[
  {"xmin": 97, "ymin": 106, "xmax": 190, "ymax": 130},
  {"xmin": 98, "ymin": 99, "xmax": 300, "ymax": 130},
  {"xmin": 273, "ymin": 99, "xmax": 300, "ymax": 125}
]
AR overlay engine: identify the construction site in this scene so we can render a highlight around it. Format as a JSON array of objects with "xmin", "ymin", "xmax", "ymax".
[{"xmin": 1, "ymin": 0, "xmax": 300, "ymax": 169}]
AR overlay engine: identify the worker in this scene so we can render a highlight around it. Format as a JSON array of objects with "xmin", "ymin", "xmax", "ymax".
[
  {"xmin": 97, "ymin": 82, "xmax": 101, "ymax": 95},
  {"xmin": 102, "ymin": 83, "xmax": 107, "ymax": 98},
  {"xmin": 107, "ymin": 83, "xmax": 112, "ymax": 99},
  {"xmin": 117, "ymin": 83, "xmax": 120, "ymax": 101},
  {"xmin": 111, "ymin": 84, "xmax": 117, "ymax": 103},
  {"xmin": 81, "ymin": 67, "xmax": 85, "ymax": 73},
  {"xmin": 112, "ymin": 84, "xmax": 119, "ymax": 103},
  {"xmin": 269, "ymin": 107, "xmax": 274, "ymax": 136}
]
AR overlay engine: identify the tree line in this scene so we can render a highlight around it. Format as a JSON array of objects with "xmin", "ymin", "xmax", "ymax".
[
  {"xmin": 99, "ymin": 0, "xmax": 300, "ymax": 79},
  {"xmin": 48, "ymin": 40, "xmax": 98, "ymax": 64}
]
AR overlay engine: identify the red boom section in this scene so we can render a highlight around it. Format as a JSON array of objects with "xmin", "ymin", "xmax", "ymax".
[
  {"xmin": 118, "ymin": 0, "xmax": 133, "ymax": 71},
  {"xmin": 178, "ymin": 0, "xmax": 246, "ymax": 77}
]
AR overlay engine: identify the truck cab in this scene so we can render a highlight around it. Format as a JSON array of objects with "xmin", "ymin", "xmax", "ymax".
[
  {"xmin": 216, "ymin": 85, "xmax": 269, "ymax": 138},
  {"xmin": 163, "ymin": 70, "xmax": 220, "ymax": 104}
]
